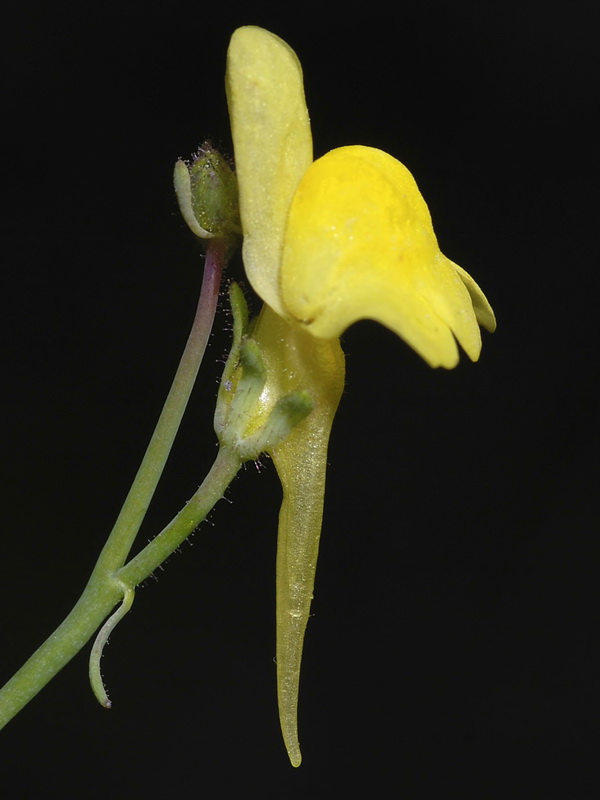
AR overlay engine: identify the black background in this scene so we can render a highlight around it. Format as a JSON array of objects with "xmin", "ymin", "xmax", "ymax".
[{"xmin": 2, "ymin": 1, "xmax": 599, "ymax": 796}]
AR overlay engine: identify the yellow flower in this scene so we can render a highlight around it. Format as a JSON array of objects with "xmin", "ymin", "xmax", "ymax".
[
  {"xmin": 224, "ymin": 25, "xmax": 495, "ymax": 766},
  {"xmin": 226, "ymin": 26, "xmax": 495, "ymax": 368}
]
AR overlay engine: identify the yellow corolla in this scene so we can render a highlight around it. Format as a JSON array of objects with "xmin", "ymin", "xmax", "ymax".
[
  {"xmin": 226, "ymin": 26, "xmax": 495, "ymax": 368},
  {"xmin": 224, "ymin": 25, "xmax": 495, "ymax": 766}
]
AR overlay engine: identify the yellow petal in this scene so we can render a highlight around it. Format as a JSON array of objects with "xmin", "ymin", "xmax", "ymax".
[
  {"xmin": 226, "ymin": 26, "xmax": 312, "ymax": 316},
  {"xmin": 450, "ymin": 259, "xmax": 497, "ymax": 333},
  {"xmin": 251, "ymin": 306, "xmax": 345, "ymax": 766},
  {"xmin": 282, "ymin": 145, "xmax": 494, "ymax": 368}
]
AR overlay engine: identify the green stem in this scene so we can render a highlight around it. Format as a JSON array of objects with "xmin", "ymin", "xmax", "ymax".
[
  {"xmin": 0, "ymin": 446, "xmax": 241, "ymax": 729},
  {"xmin": 89, "ymin": 581, "xmax": 135, "ymax": 707},
  {"xmin": 117, "ymin": 445, "xmax": 241, "ymax": 588},
  {"xmin": 0, "ymin": 238, "xmax": 232, "ymax": 729},
  {"xmin": 93, "ymin": 237, "xmax": 226, "ymax": 575},
  {"xmin": 0, "ymin": 574, "xmax": 123, "ymax": 729}
]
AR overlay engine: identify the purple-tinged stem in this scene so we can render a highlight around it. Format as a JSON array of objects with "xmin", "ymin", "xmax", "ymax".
[{"xmin": 93, "ymin": 237, "xmax": 225, "ymax": 574}]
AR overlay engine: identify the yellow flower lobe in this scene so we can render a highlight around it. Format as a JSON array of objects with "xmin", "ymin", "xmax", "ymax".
[{"xmin": 282, "ymin": 145, "xmax": 495, "ymax": 368}]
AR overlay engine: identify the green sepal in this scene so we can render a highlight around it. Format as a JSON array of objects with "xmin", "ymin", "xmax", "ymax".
[
  {"xmin": 239, "ymin": 390, "xmax": 313, "ymax": 458},
  {"xmin": 223, "ymin": 338, "xmax": 268, "ymax": 444},
  {"xmin": 215, "ymin": 286, "xmax": 314, "ymax": 460},
  {"xmin": 214, "ymin": 283, "xmax": 254, "ymax": 435}
]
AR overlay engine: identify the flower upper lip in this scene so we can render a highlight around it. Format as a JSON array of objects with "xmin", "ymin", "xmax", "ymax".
[{"xmin": 226, "ymin": 25, "xmax": 313, "ymax": 320}]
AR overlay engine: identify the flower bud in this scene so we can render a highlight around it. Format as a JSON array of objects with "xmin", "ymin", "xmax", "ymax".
[{"xmin": 174, "ymin": 142, "xmax": 241, "ymax": 242}]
